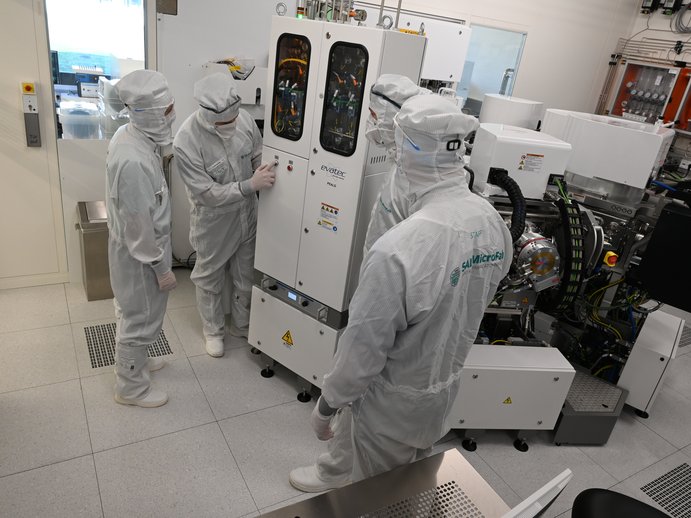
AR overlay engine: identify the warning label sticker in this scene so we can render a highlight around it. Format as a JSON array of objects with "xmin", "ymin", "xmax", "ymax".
[
  {"xmin": 317, "ymin": 202, "xmax": 339, "ymax": 233},
  {"xmin": 518, "ymin": 153, "xmax": 544, "ymax": 173},
  {"xmin": 503, "ymin": 397, "xmax": 513, "ymax": 405},
  {"xmin": 282, "ymin": 330, "xmax": 294, "ymax": 347}
]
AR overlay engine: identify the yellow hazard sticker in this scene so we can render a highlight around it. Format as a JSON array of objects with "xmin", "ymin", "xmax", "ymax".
[
  {"xmin": 281, "ymin": 330, "xmax": 294, "ymax": 346},
  {"xmin": 503, "ymin": 397, "xmax": 513, "ymax": 405}
]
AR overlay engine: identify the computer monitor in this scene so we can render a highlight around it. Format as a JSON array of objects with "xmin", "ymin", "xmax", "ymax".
[{"xmin": 502, "ymin": 469, "xmax": 573, "ymax": 518}]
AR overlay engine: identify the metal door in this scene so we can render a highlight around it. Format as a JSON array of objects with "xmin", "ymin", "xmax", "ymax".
[
  {"xmin": 296, "ymin": 24, "xmax": 384, "ymax": 311},
  {"xmin": 263, "ymin": 16, "xmax": 324, "ymax": 159}
]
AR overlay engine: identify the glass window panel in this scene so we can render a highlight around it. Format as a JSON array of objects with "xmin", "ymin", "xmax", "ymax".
[
  {"xmin": 271, "ymin": 33, "xmax": 312, "ymax": 141},
  {"xmin": 320, "ymin": 43, "xmax": 368, "ymax": 157},
  {"xmin": 45, "ymin": 0, "xmax": 146, "ymax": 139},
  {"xmin": 456, "ymin": 25, "xmax": 526, "ymax": 116}
]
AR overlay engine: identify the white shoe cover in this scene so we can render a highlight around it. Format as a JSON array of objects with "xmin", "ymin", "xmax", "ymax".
[
  {"xmin": 289, "ymin": 465, "xmax": 350, "ymax": 493},
  {"xmin": 114, "ymin": 388, "xmax": 168, "ymax": 408},
  {"xmin": 205, "ymin": 336, "xmax": 225, "ymax": 357}
]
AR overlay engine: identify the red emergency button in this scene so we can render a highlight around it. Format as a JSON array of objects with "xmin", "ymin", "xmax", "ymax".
[
  {"xmin": 287, "ymin": 164, "xmax": 293, "ymax": 172},
  {"xmin": 603, "ymin": 251, "xmax": 619, "ymax": 267}
]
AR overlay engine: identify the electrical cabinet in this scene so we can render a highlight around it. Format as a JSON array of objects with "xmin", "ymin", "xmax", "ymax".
[
  {"xmin": 446, "ymin": 345, "xmax": 575, "ymax": 432},
  {"xmin": 617, "ymin": 310, "xmax": 684, "ymax": 414},
  {"xmin": 250, "ymin": 15, "xmax": 426, "ymax": 385}
]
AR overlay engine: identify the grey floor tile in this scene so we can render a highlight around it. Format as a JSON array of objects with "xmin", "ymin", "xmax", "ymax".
[
  {"xmin": 219, "ymin": 401, "xmax": 327, "ymax": 509},
  {"xmin": 0, "ymin": 284, "xmax": 69, "ymax": 334},
  {"xmin": 579, "ymin": 409, "xmax": 677, "ymax": 481},
  {"xmin": 0, "ymin": 455, "xmax": 102, "ymax": 518},
  {"xmin": 476, "ymin": 431, "xmax": 617, "ymax": 518},
  {"xmin": 167, "ymin": 305, "xmax": 248, "ymax": 358},
  {"xmin": 72, "ymin": 314, "xmax": 185, "ymax": 378},
  {"xmin": 95, "ymin": 423, "xmax": 256, "ymax": 518},
  {"xmin": 431, "ymin": 440, "xmax": 522, "ymax": 507},
  {"xmin": 65, "ymin": 282, "xmax": 115, "ymax": 324},
  {"xmin": 190, "ymin": 347, "xmax": 297, "ymax": 421},
  {"xmin": 0, "ymin": 380, "xmax": 91, "ymax": 477},
  {"xmin": 166, "ymin": 267, "xmax": 197, "ymax": 309},
  {"xmin": 259, "ymin": 492, "xmax": 316, "ymax": 515},
  {"xmin": 664, "ymin": 353, "xmax": 691, "ymax": 394},
  {"xmin": 0, "ymin": 325, "xmax": 78, "ymax": 394},
  {"xmin": 610, "ymin": 450, "xmax": 691, "ymax": 516},
  {"xmin": 168, "ymin": 306, "xmax": 207, "ymax": 357},
  {"xmin": 635, "ymin": 385, "xmax": 691, "ymax": 448},
  {"xmin": 81, "ymin": 358, "xmax": 215, "ymax": 452}
]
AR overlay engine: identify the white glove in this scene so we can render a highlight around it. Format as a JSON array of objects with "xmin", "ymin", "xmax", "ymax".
[
  {"xmin": 156, "ymin": 270, "xmax": 177, "ymax": 292},
  {"xmin": 310, "ymin": 403, "xmax": 335, "ymax": 441},
  {"xmin": 249, "ymin": 162, "xmax": 277, "ymax": 192}
]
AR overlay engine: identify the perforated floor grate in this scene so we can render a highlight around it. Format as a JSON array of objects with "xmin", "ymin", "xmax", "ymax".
[
  {"xmin": 359, "ymin": 481, "xmax": 484, "ymax": 518},
  {"xmin": 641, "ymin": 463, "xmax": 691, "ymax": 517},
  {"xmin": 84, "ymin": 323, "xmax": 172, "ymax": 369},
  {"xmin": 566, "ymin": 371, "xmax": 623, "ymax": 413},
  {"xmin": 566, "ymin": 371, "xmax": 622, "ymax": 413},
  {"xmin": 679, "ymin": 325, "xmax": 691, "ymax": 349}
]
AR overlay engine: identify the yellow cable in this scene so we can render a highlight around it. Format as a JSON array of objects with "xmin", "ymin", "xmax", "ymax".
[
  {"xmin": 491, "ymin": 340, "xmax": 510, "ymax": 345},
  {"xmin": 593, "ymin": 365, "xmax": 614, "ymax": 377},
  {"xmin": 278, "ymin": 58, "xmax": 308, "ymax": 66}
]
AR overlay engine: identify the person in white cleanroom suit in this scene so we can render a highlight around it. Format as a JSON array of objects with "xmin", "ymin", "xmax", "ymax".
[
  {"xmin": 362, "ymin": 74, "xmax": 430, "ymax": 255},
  {"xmin": 173, "ymin": 73, "xmax": 275, "ymax": 358},
  {"xmin": 309, "ymin": 94, "xmax": 513, "ymax": 481},
  {"xmin": 107, "ymin": 69, "xmax": 177, "ymax": 408},
  {"xmin": 289, "ymin": 74, "xmax": 427, "ymax": 493}
]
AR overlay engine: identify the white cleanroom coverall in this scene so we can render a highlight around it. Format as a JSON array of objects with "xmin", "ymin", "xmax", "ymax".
[
  {"xmin": 173, "ymin": 73, "xmax": 264, "ymax": 351},
  {"xmin": 319, "ymin": 95, "xmax": 511, "ymax": 480},
  {"xmin": 107, "ymin": 69, "xmax": 176, "ymax": 407},
  {"xmin": 290, "ymin": 74, "xmax": 428, "ymax": 493}
]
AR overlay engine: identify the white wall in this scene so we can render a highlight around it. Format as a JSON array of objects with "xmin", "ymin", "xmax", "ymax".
[
  {"xmin": 0, "ymin": 0, "xmax": 68, "ymax": 289},
  {"xmin": 395, "ymin": 0, "xmax": 640, "ymax": 113}
]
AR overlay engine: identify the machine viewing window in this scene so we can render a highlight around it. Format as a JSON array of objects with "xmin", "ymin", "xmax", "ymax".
[
  {"xmin": 320, "ymin": 43, "xmax": 368, "ymax": 157},
  {"xmin": 271, "ymin": 33, "xmax": 312, "ymax": 141}
]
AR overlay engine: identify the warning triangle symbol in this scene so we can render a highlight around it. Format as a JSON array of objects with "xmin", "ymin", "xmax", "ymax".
[
  {"xmin": 503, "ymin": 397, "xmax": 513, "ymax": 405},
  {"xmin": 282, "ymin": 330, "xmax": 294, "ymax": 346}
]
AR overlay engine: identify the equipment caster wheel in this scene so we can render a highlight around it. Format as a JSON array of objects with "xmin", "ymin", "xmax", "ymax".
[
  {"xmin": 250, "ymin": 347, "xmax": 261, "ymax": 355},
  {"xmin": 514, "ymin": 439, "xmax": 529, "ymax": 452},
  {"xmin": 555, "ymin": 442, "xmax": 562, "ymax": 447},
  {"xmin": 297, "ymin": 391, "xmax": 312, "ymax": 403},
  {"xmin": 635, "ymin": 409, "xmax": 650, "ymax": 419},
  {"xmin": 260, "ymin": 367, "xmax": 275, "ymax": 378},
  {"xmin": 461, "ymin": 439, "xmax": 477, "ymax": 452}
]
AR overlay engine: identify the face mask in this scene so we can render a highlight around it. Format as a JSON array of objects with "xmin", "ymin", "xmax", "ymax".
[
  {"xmin": 366, "ymin": 117, "xmax": 397, "ymax": 149},
  {"xmin": 394, "ymin": 127, "xmax": 463, "ymax": 192},
  {"xmin": 215, "ymin": 119, "xmax": 237, "ymax": 140},
  {"xmin": 129, "ymin": 106, "xmax": 175, "ymax": 146}
]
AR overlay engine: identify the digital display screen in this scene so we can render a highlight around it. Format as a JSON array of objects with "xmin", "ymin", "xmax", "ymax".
[{"xmin": 288, "ymin": 291, "xmax": 298, "ymax": 302}]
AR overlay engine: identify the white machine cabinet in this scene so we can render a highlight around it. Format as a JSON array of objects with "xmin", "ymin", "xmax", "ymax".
[
  {"xmin": 542, "ymin": 109, "xmax": 674, "ymax": 190},
  {"xmin": 617, "ymin": 310, "xmax": 685, "ymax": 415},
  {"xmin": 446, "ymin": 345, "xmax": 575, "ymax": 432},
  {"xmin": 251, "ymin": 16, "xmax": 426, "ymax": 386},
  {"xmin": 248, "ymin": 286, "xmax": 340, "ymax": 388},
  {"xmin": 470, "ymin": 123, "xmax": 572, "ymax": 200}
]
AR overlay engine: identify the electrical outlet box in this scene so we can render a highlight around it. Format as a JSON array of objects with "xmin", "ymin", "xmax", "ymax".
[{"xmin": 679, "ymin": 159, "xmax": 691, "ymax": 171}]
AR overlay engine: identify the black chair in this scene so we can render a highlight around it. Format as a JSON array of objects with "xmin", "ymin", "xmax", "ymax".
[{"xmin": 572, "ymin": 488, "xmax": 670, "ymax": 518}]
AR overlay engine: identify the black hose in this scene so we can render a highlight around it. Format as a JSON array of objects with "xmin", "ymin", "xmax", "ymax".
[
  {"xmin": 487, "ymin": 167, "xmax": 527, "ymax": 243},
  {"xmin": 463, "ymin": 165, "xmax": 475, "ymax": 191}
]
